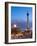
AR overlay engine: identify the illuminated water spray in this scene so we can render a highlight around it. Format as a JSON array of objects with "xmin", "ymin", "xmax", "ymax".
[{"xmin": 13, "ymin": 24, "xmax": 17, "ymax": 28}]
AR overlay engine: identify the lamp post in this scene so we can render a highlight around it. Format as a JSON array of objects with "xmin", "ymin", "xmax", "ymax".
[{"xmin": 27, "ymin": 12, "xmax": 29, "ymax": 30}]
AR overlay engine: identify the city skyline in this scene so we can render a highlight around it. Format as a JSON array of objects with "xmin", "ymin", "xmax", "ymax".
[{"xmin": 11, "ymin": 6, "xmax": 32, "ymax": 39}]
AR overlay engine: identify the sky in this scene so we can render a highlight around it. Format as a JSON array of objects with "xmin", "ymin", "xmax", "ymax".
[{"xmin": 11, "ymin": 6, "xmax": 32, "ymax": 22}]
